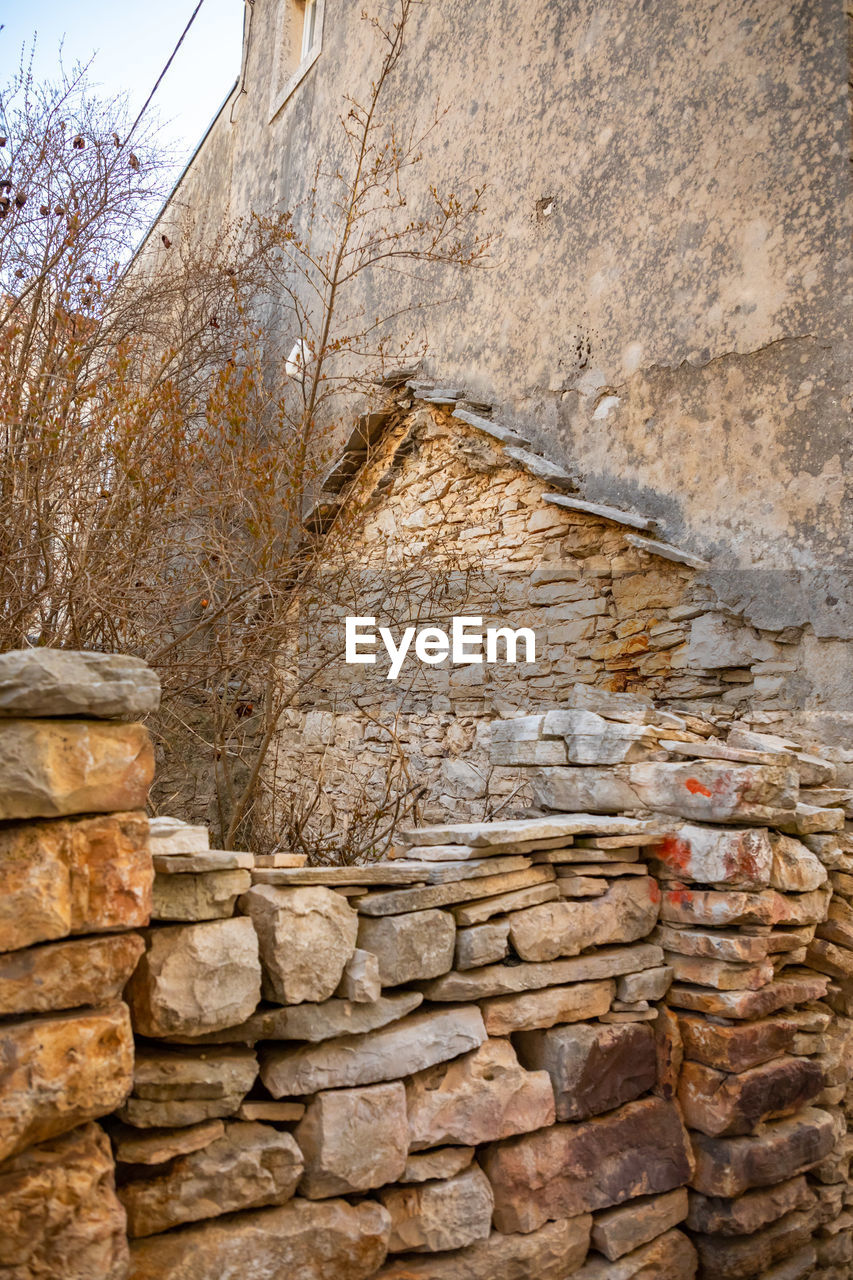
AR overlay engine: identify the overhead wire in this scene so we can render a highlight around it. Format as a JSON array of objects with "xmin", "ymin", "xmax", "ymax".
[{"xmin": 124, "ymin": 0, "xmax": 209, "ymax": 148}]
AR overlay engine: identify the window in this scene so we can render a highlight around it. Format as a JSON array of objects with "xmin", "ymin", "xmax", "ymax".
[{"xmin": 270, "ymin": 0, "xmax": 325, "ymax": 121}]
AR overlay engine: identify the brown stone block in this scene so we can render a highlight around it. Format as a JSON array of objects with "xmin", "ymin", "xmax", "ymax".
[
  {"xmin": 0, "ymin": 932, "xmax": 144, "ymax": 1016},
  {"xmin": 807, "ymin": 938, "xmax": 853, "ymax": 980},
  {"xmin": 0, "ymin": 719, "xmax": 154, "ymax": 820},
  {"xmin": 296, "ymin": 1083, "xmax": 407, "ymax": 1198},
  {"xmin": 660, "ymin": 884, "xmax": 830, "ymax": 929},
  {"xmin": 572, "ymin": 1227, "xmax": 697, "ymax": 1279},
  {"xmin": 481, "ymin": 1096, "xmax": 692, "ymax": 1233},
  {"xmin": 668, "ymin": 973, "xmax": 829, "ymax": 1020},
  {"xmin": 686, "ymin": 1174, "xmax": 816, "ymax": 1236},
  {"xmin": 507, "ymin": 876, "xmax": 660, "ymax": 962},
  {"xmin": 592, "ymin": 1186, "xmax": 688, "ymax": 1260},
  {"xmin": 514, "ymin": 1020, "xmax": 656, "ymax": 1121},
  {"xmin": 127, "ymin": 1197, "xmax": 391, "ymax": 1280},
  {"xmin": 0, "ymin": 1121, "xmax": 129, "ymax": 1278},
  {"xmin": 677, "ymin": 1012, "xmax": 798, "ymax": 1072},
  {"xmin": 692, "ymin": 1206, "xmax": 819, "ymax": 1280},
  {"xmin": 380, "ymin": 1165, "xmax": 494, "ymax": 1253},
  {"xmin": 0, "ymin": 1003, "xmax": 134, "ymax": 1161},
  {"xmin": 480, "ymin": 978, "xmax": 613, "ymax": 1035},
  {"xmin": 690, "ymin": 1107, "xmax": 837, "ymax": 1197},
  {"xmin": 678, "ymin": 1056, "xmax": 824, "ymax": 1136},
  {"xmin": 371, "ymin": 1216, "xmax": 592, "ymax": 1279},
  {"xmin": 655, "ymin": 1006, "xmax": 684, "ymax": 1100}
]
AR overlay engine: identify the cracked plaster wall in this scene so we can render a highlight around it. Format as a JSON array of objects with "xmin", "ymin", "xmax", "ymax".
[{"xmin": 146, "ymin": 0, "xmax": 853, "ymax": 625}]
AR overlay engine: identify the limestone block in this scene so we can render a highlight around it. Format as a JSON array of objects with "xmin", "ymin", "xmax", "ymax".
[
  {"xmin": 0, "ymin": 719, "xmax": 154, "ymax": 820},
  {"xmin": 770, "ymin": 832, "xmax": 828, "ymax": 892},
  {"xmin": 655, "ymin": 923, "xmax": 812, "ymax": 963},
  {"xmin": 371, "ymin": 1216, "xmax": 591, "ymax": 1280},
  {"xmin": 402, "ymin": 1146, "xmax": 474, "ymax": 1183},
  {"xmin": 532, "ymin": 766, "xmax": 642, "ymax": 814},
  {"xmin": 690, "ymin": 1107, "xmax": 838, "ymax": 1197},
  {"xmin": 664, "ymin": 952, "xmax": 774, "ymax": 990},
  {"xmin": 541, "ymin": 708, "xmax": 658, "ymax": 763},
  {"xmin": 0, "ymin": 1003, "xmax": 134, "ymax": 1161},
  {"xmin": 421, "ymin": 941, "xmax": 665, "ymax": 1001},
  {"xmin": 679, "ymin": 1057, "xmax": 824, "ymax": 1137},
  {"xmin": 573, "ymin": 1227, "xmax": 697, "ymax": 1279},
  {"xmin": 0, "ymin": 811, "xmax": 152, "ymax": 952},
  {"xmin": 481, "ymin": 1096, "xmax": 692, "ymax": 1233},
  {"xmin": 807, "ymin": 937, "xmax": 853, "ymax": 980},
  {"xmin": 659, "ymin": 883, "xmax": 831, "ymax": 928},
  {"xmin": 515, "ymin": 1021, "xmax": 656, "ymax": 1121},
  {"xmin": 692, "ymin": 1206, "xmax": 819, "ymax": 1280},
  {"xmin": 452, "ymin": 881, "xmax": 559, "ymax": 924},
  {"xmin": 127, "ymin": 1198, "xmax": 391, "ymax": 1280},
  {"xmin": 380, "ymin": 1165, "xmax": 494, "ymax": 1252},
  {"xmin": 124, "ymin": 917, "xmax": 261, "ymax": 1037},
  {"xmin": 296, "ymin": 1083, "xmax": 407, "ymax": 1197},
  {"xmin": 678, "ymin": 1012, "xmax": 798, "ymax": 1072},
  {"xmin": 629, "ymin": 760, "xmax": 798, "ymax": 822},
  {"xmin": 616, "ymin": 966, "xmax": 672, "ymax": 1002},
  {"xmin": 507, "ymin": 876, "xmax": 659, "ymax": 962},
  {"xmin": 654, "ymin": 1006, "xmax": 684, "ymax": 1101},
  {"xmin": 0, "ymin": 932, "xmax": 144, "ymax": 1016},
  {"xmin": 356, "ymin": 909, "xmax": 455, "ymax": 985},
  {"xmin": 119, "ymin": 1121, "xmax": 303, "ymax": 1237},
  {"xmin": 147, "ymin": 815, "xmax": 210, "ymax": 854},
  {"xmin": 455, "ymin": 919, "xmax": 510, "ymax": 970},
  {"xmin": 112, "ymin": 1119, "xmax": 226, "ymax": 1165},
  {"xmin": 653, "ymin": 825, "xmax": 773, "ymax": 888},
  {"xmin": 152, "ymin": 870, "xmax": 250, "ymax": 921},
  {"xmin": 261, "ymin": 1006, "xmax": 487, "ymax": 1095},
  {"xmin": 0, "ymin": 648, "xmax": 160, "ymax": 718},
  {"xmin": 336, "ymin": 948, "xmax": 381, "ymax": 1002},
  {"xmin": 396, "ymin": 813, "xmax": 662, "ymax": 849},
  {"xmin": 406, "ymin": 1038, "xmax": 555, "ymax": 1149},
  {"xmin": 239, "ymin": 884, "xmax": 357, "ymax": 1004},
  {"xmin": 687, "ymin": 615, "xmax": 777, "ymax": 669},
  {"xmin": 591, "ymin": 1187, "xmax": 689, "ymax": 1260},
  {"xmin": 480, "ymin": 978, "xmax": 614, "ymax": 1035},
  {"xmin": 0, "ymin": 1121, "xmax": 129, "ymax": 1279},
  {"xmin": 668, "ymin": 974, "xmax": 829, "ymax": 1020},
  {"xmin": 153, "ymin": 850, "xmax": 253, "ymax": 873},
  {"xmin": 163, "ymin": 991, "xmax": 423, "ymax": 1046},
  {"xmin": 686, "ymin": 1175, "xmax": 816, "ymax": 1235}
]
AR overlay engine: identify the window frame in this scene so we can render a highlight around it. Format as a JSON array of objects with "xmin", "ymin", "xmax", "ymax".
[{"xmin": 269, "ymin": 0, "xmax": 326, "ymax": 122}]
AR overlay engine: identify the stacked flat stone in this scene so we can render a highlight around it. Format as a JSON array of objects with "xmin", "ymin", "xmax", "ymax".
[
  {"xmin": 492, "ymin": 685, "xmax": 851, "ymax": 1280},
  {"xmin": 118, "ymin": 794, "xmax": 697, "ymax": 1279},
  {"xmin": 0, "ymin": 649, "xmax": 159, "ymax": 1279}
]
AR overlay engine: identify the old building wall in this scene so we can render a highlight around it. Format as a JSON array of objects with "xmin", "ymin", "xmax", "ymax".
[{"xmin": 144, "ymin": 0, "xmax": 853, "ymax": 595}]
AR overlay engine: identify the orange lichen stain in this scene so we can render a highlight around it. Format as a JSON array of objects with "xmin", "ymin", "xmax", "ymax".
[
  {"xmin": 665, "ymin": 886, "xmax": 693, "ymax": 908},
  {"xmin": 685, "ymin": 778, "xmax": 713, "ymax": 797},
  {"xmin": 656, "ymin": 835, "xmax": 693, "ymax": 872}
]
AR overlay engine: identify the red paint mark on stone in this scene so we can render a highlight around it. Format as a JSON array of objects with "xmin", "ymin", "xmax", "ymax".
[
  {"xmin": 649, "ymin": 879, "xmax": 661, "ymax": 904},
  {"xmin": 657, "ymin": 835, "xmax": 692, "ymax": 873},
  {"xmin": 685, "ymin": 778, "xmax": 712, "ymax": 797}
]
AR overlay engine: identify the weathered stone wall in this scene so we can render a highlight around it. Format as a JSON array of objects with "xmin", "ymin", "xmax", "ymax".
[
  {"xmin": 0, "ymin": 650, "xmax": 159, "ymax": 1278},
  {"xmin": 143, "ymin": 0, "xmax": 853, "ymax": 599},
  {"xmin": 265, "ymin": 398, "xmax": 853, "ymax": 848}
]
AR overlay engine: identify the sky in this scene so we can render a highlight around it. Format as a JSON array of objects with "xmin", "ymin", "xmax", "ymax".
[{"xmin": 0, "ymin": 0, "xmax": 245, "ymax": 164}]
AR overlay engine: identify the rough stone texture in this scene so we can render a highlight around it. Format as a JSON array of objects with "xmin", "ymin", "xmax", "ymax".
[
  {"xmin": 261, "ymin": 1006, "xmax": 487, "ymax": 1095},
  {"xmin": 690, "ymin": 1107, "xmax": 838, "ymax": 1196},
  {"xmin": 119, "ymin": 1121, "xmax": 304, "ymax": 1237},
  {"xmin": 0, "ymin": 1121, "xmax": 129, "ymax": 1279},
  {"xmin": 480, "ymin": 1096, "xmax": 692, "ymax": 1232},
  {"xmin": 152, "ymin": 870, "xmax": 250, "ymax": 921},
  {"xmin": 129, "ymin": 1045, "xmax": 258, "ymax": 1102},
  {"xmin": 770, "ymin": 832, "xmax": 828, "ymax": 892},
  {"xmin": 544, "ymin": 708, "xmax": 658, "ymax": 764},
  {"xmin": 668, "ymin": 974, "xmax": 828, "ymax": 1020},
  {"xmin": 162, "ymin": 991, "xmax": 423, "ymax": 1046},
  {"xmin": 655, "ymin": 923, "xmax": 812, "ymax": 963},
  {"xmin": 127, "ymin": 1197, "xmax": 391, "ymax": 1280},
  {"xmin": 678, "ymin": 1012, "xmax": 798, "ymax": 1072},
  {"xmin": 686, "ymin": 1174, "xmax": 816, "ymax": 1236},
  {"xmin": 480, "ymin": 979, "xmax": 614, "ymax": 1035},
  {"xmin": 678, "ymin": 1057, "xmax": 824, "ymax": 1136},
  {"xmin": 295, "ymin": 1082, "xmax": 407, "ymax": 1197},
  {"xmin": 452, "ymin": 881, "xmax": 560, "ymax": 924},
  {"xmin": 660, "ymin": 884, "xmax": 831, "ymax": 928},
  {"xmin": 514, "ymin": 1021, "xmax": 656, "ymax": 1121},
  {"xmin": 0, "ymin": 932, "xmax": 144, "ymax": 1016},
  {"xmin": 0, "ymin": 649, "xmax": 160, "ymax": 719},
  {"xmin": 0, "ymin": 811, "xmax": 152, "ymax": 952},
  {"xmin": 617, "ymin": 966, "xmax": 673, "ymax": 1002},
  {"xmin": 239, "ymin": 884, "xmax": 358, "ymax": 1004},
  {"xmin": 337, "ymin": 948, "xmax": 381, "ymax": 1002},
  {"xmin": 421, "ymin": 942, "xmax": 665, "ymax": 1001},
  {"xmin": 372, "ymin": 1216, "xmax": 592, "ymax": 1279},
  {"xmin": 357, "ymin": 909, "xmax": 455, "ymax": 985},
  {"xmin": 573, "ymin": 1228, "xmax": 698, "ymax": 1279},
  {"xmin": 402, "ymin": 1146, "xmax": 475, "ymax": 1183},
  {"xmin": 0, "ymin": 719, "xmax": 154, "ymax": 819},
  {"xmin": 692, "ymin": 1206, "xmax": 819, "ymax": 1280},
  {"xmin": 124, "ymin": 917, "xmax": 261, "ymax": 1037},
  {"xmin": 591, "ymin": 1187, "xmax": 689, "ymax": 1261},
  {"xmin": 356, "ymin": 868, "xmax": 555, "ymax": 916},
  {"xmin": 455, "ymin": 919, "xmax": 511, "ymax": 970},
  {"xmin": 653, "ymin": 825, "xmax": 773, "ymax": 888},
  {"xmin": 0, "ymin": 1003, "xmax": 134, "ymax": 1162},
  {"xmin": 406, "ymin": 1037, "xmax": 555, "ymax": 1150},
  {"xmin": 655, "ymin": 1006, "xmax": 684, "ymax": 1101},
  {"xmin": 665, "ymin": 953, "xmax": 774, "ymax": 990},
  {"xmin": 507, "ymin": 875, "xmax": 660, "ymax": 961},
  {"xmin": 111, "ymin": 1119, "xmax": 226, "ymax": 1165},
  {"xmin": 148, "ymin": 816, "xmax": 210, "ymax": 854},
  {"xmin": 380, "ymin": 1165, "xmax": 495, "ymax": 1253}
]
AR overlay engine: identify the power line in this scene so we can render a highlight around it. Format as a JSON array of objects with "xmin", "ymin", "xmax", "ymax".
[{"xmin": 125, "ymin": 0, "xmax": 208, "ymax": 147}]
